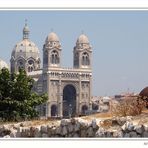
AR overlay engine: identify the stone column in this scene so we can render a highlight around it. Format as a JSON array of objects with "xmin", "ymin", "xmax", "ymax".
[
  {"xmin": 77, "ymin": 72, "xmax": 82, "ymax": 116},
  {"xmin": 47, "ymin": 102, "xmax": 51, "ymax": 118},
  {"xmin": 46, "ymin": 71, "xmax": 51, "ymax": 118},
  {"xmin": 58, "ymin": 72, "xmax": 63, "ymax": 118},
  {"xmin": 89, "ymin": 73, "xmax": 92, "ymax": 111}
]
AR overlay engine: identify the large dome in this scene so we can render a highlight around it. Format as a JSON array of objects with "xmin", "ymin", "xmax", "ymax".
[
  {"xmin": 11, "ymin": 39, "xmax": 40, "ymax": 60},
  {"xmin": 0, "ymin": 59, "xmax": 9, "ymax": 70},
  {"xmin": 77, "ymin": 34, "xmax": 89, "ymax": 44},
  {"xmin": 11, "ymin": 23, "xmax": 40, "ymax": 60},
  {"xmin": 45, "ymin": 32, "xmax": 59, "ymax": 42},
  {"xmin": 10, "ymin": 22, "xmax": 41, "ymax": 73}
]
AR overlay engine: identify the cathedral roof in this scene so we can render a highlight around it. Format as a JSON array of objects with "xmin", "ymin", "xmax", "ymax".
[
  {"xmin": 11, "ymin": 22, "xmax": 40, "ymax": 60},
  {"xmin": 77, "ymin": 34, "xmax": 89, "ymax": 44},
  {"xmin": 46, "ymin": 32, "xmax": 59, "ymax": 42},
  {"xmin": 0, "ymin": 59, "xmax": 9, "ymax": 70}
]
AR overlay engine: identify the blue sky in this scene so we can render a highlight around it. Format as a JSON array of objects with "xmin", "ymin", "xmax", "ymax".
[{"xmin": 0, "ymin": 10, "xmax": 148, "ymax": 96}]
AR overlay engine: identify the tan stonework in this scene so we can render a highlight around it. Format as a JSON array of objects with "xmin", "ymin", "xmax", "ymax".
[{"xmin": 11, "ymin": 23, "xmax": 93, "ymax": 118}]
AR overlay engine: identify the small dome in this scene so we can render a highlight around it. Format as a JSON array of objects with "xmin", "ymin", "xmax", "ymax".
[
  {"xmin": 0, "ymin": 59, "xmax": 9, "ymax": 70},
  {"xmin": 77, "ymin": 34, "xmax": 89, "ymax": 44},
  {"xmin": 46, "ymin": 32, "xmax": 59, "ymax": 42},
  {"xmin": 139, "ymin": 87, "xmax": 148, "ymax": 97}
]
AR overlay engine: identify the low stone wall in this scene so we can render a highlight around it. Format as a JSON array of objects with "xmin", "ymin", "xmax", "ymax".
[{"xmin": 1, "ymin": 116, "xmax": 148, "ymax": 138}]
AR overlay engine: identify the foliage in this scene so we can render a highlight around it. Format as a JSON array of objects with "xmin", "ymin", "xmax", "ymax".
[
  {"xmin": 0, "ymin": 68, "xmax": 48, "ymax": 121},
  {"xmin": 111, "ymin": 97, "xmax": 146, "ymax": 117}
]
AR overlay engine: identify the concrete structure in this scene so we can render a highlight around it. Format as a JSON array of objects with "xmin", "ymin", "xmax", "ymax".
[{"xmin": 10, "ymin": 23, "xmax": 93, "ymax": 118}]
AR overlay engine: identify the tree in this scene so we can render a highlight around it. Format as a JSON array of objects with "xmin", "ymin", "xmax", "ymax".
[{"xmin": 0, "ymin": 68, "xmax": 48, "ymax": 121}]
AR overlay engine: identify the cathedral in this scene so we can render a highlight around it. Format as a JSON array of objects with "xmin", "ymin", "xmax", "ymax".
[{"xmin": 2, "ymin": 22, "xmax": 93, "ymax": 118}]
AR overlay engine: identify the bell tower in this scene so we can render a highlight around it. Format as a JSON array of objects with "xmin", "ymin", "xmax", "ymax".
[
  {"xmin": 43, "ymin": 32, "xmax": 62, "ymax": 70},
  {"xmin": 73, "ymin": 33, "xmax": 92, "ymax": 69}
]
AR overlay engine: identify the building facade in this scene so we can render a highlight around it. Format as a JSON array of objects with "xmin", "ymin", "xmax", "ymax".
[{"xmin": 10, "ymin": 23, "xmax": 93, "ymax": 118}]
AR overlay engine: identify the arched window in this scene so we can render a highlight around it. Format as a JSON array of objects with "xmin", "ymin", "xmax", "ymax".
[
  {"xmin": 81, "ymin": 105, "xmax": 88, "ymax": 115},
  {"xmin": 17, "ymin": 59, "xmax": 25, "ymax": 71},
  {"xmin": 50, "ymin": 50, "xmax": 59, "ymax": 64},
  {"xmin": 27, "ymin": 59, "xmax": 34, "ymax": 72},
  {"xmin": 51, "ymin": 104, "xmax": 57, "ymax": 117},
  {"xmin": 82, "ymin": 52, "xmax": 90, "ymax": 66}
]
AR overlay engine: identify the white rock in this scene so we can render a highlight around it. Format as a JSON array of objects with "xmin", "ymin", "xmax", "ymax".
[
  {"xmin": 62, "ymin": 126, "xmax": 68, "ymax": 136},
  {"xmin": 95, "ymin": 127, "xmax": 106, "ymax": 137},
  {"xmin": 106, "ymin": 131, "xmax": 112, "ymax": 137},
  {"xmin": 113, "ymin": 130, "xmax": 123, "ymax": 138},
  {"xmin": 41, "ymin": 125, "xmax": 47, "ymax": 133},
  {"xmin": 2, "ymin": 125, "xmax": 10, "ymax": 130},
  {"xmin": 76, "ymin": 119, "xmax": 89, "ymax": 130},
  {"xmin": 122, "ymin": 121, "xmax": 134, "ymax": 131},
  {"xmin": 74, "ymin": 122, "xmax": 80, "ymax": 132},
  {"xmin": 34, "ymin": 127, "xmax": 41, "ymax": 137},
  {"xmin": 73, "ymin": 133, "xmax": 79, "ymax": 137},
  {"xmin": 16, "ymin": 132, "xmax": 21, "ymax": 137},
  {"xmin": 10, "ymin": 130, "xmax": 17, "ymax": 138},
  {"xmin": 117, "ymin": 117, "xmax": 127, "ymax": 126},
  {"xmin": 17, "ymin": 127, "xmax": 23, "ymax": 133},
  {"xmin": 68, "ymin": 123, "xmax": 74, "ymax": 133},
  {"xmin": 91, "ymin": 119, "xmax": 97, "ymax": 129},
  {"xmin": 80, "ymin": 130, "xmax": 86, "ymax": 137},
  {"xmin": 127, "ymin": 122, "xmax": 134, "ymax": 131},
  {"xmin": 3, "ymin": 135, "xmax": 10, "ymax": 138},
  {"xmin": 143, "ymin": 125, "xmax": 148, "ymax": 132},
  {"xmin": 68, "ymin": 133, "xmax": 73, "ymax": 137},
  {"xmin": 87, "ymin": 126, "xmax": 94, "ymax": 137},
  {"xmin": 56, "ymin": 126, "xmax": 62, "ymax": 135},
  {"xmin": 143, "ymin": 131, "xmax": 148, "ymax": 137},
  {"xmin": 129, "ymin": 131, "xmax": 137, "ymax": 137},
  {"xmin": 50, "ymin": 127, "xmax": 56, "ymax": 135},
  {"xmin": 61, "ymin": 119, "xmax": 69, "ymax": 126},
  {"xmin": 42, "ymin": 133, "xmax": 48, "ymax": 137},
  {"xmin": 124, "ymin": 133, "xmax": 130, "ymax": 138},
  {"xmin": 134, "ymin": 125, "xmax": 143, "ymax": 134},
  {"xmin": 126, "ymin": 116, "xmax": 133, "ymax": 121}
]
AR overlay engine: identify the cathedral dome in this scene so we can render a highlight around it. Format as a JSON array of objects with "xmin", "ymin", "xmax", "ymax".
[
  {"xmin": 46, "ymin": 32, "xmax": 59, "ymax": 42},
  {"xmin": 77, "ymin": 34, "xmax": 89, "ymax": 44},
  {"xmin": 11, "ymin": 23, "xmax": 40, "ymax": 60},
  {"xmin": 0, "ymin": 59, "xmax": 9, "ymax": 70},
  {"xmin": 12, "ymin": 39, "xmax": 40, "ymax": 59}
]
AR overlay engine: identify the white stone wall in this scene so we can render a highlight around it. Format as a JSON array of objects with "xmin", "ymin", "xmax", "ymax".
[{"xmin": 1, "ymin": 116, "xmax": 148, "ymax": 138}]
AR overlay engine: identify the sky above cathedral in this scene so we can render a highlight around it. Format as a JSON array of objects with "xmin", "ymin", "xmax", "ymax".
[{"xmin": 0, "ymin": 10, "xmax": 148, "ymax": 96}]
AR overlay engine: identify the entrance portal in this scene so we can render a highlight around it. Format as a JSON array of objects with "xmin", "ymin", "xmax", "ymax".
[{"xmin": 63, "ymin": 84, "xmax": 76, "ymax": 117}]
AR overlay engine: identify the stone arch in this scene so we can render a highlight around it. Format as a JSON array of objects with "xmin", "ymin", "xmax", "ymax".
[
  {"xmin": 81, "ymin": 105, "xmax": 88, "ymax": 115},
  {"xmin": 51, "ymin": 104, "xmax": 57, "ymax": 117},
  {"xmin": 63, "ymin": 84, "xmax": 76, "ymax": 117},
  {"xmin": 62, "ymin": 82, "xmax": 79, "ymax": 95}
]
